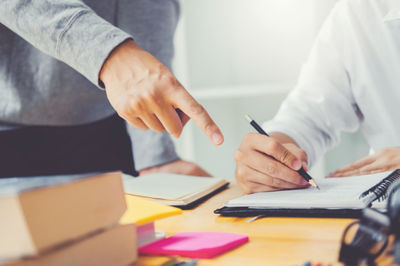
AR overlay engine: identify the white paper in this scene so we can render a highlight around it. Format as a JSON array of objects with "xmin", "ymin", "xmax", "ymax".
[{"xmin": 226, "ymin": 172, "xmax": 392, "ymax": 209}]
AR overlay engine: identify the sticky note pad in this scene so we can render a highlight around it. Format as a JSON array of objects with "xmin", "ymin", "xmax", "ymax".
[
  {"xmin": 139, "ymin": 232, "xmax": 249, "ymax": 259},
  {"xmin": 119, "ymin": 195, "xmax": 182, "ymax": 225}
]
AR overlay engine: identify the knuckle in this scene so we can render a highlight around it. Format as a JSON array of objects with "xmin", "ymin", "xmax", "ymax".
[
  {"xmin": 379, "ymin": 148, "xmax": 389, "ymax": 155},
  {"xmin": 154, "ymin": 127, "xmax": 165, "ymax": 133},
  {"xmin": 160, "ymin": 72, "xmax": 176, "ymax": 87},
  {"xmin": 144, "ymin": 89, "xmax": 158, "ymax": 100},
  {"xmin": 234, "ymin": 150, "xmax": 244, "ymax": 162},
  {"xmin": 291, "ymin": 176, "xmax": 303, "ymax": 185},
  {"xmin": 280, "ymin": 149, "xmax": 291, "ymax": 163},
  {"xmin": 387, "ymin": 153, "xmax": 395, "ymax": 160},
  {"xmin": 168, "ymin": 83, "xmax": 180, "ymax": 93},
  {"xmin": 265, "ymin": 164, "xmax": 277, "ymax": 177},
  {"xmin": 235, "ymin": 167, "xmax": 241, "ymax": 180},
  {"xmin": 204, "ymin": 121, "xmax": 216, "ymax": 133},
  {"xmin": 272, "ymin": 178, "xmax": 283, "ymax": 188},
  {"xmin": 131, "ymin": 120, "xmax": 146, "ymax": 130},
  {"xmin": 120, "ymin": 105, "xmax": 133, "ymax": 119},
  {"xmin": 267, "ymin": 139, "xmax": 280, "ymax": 152},
  {"xmin": 235, "ymin": 165, "xmax": 246, "ymax": 179},
  {"xmin": 129, "ymin": 98, "xmax": 142, "ymax": 112},
  {"xmin": 298, "ymin": 150, "xmax": 307, "ymax": 160},
  {"xmin": 152, "ymin": 122, "xmax": 165, "ymax": 133},
  {"xmin": 190, "ymin": 103, "xmax": 205, "ymax": 116},
  {"xmin": 165, "ymin": 73, "xmax": 176, "ymax": 84},
  {"xmin": 243, "ymin": 133, "xmax": 255, "ymax": 143}
]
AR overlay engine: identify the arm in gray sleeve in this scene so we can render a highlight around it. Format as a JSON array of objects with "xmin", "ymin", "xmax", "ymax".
[
  {"xmin": 0, "ymin": 0, "xmax": 131, "ymax": 86},
  {"xmin": 126, "ymin": 123, "xmax": 180, "ymax": 171},
  {"xmin": 263, "ymin": 1, "xmax": 362, "ymax": 167}
]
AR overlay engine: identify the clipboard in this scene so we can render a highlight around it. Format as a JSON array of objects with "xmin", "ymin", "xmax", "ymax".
[
  {"xmin": 214, "ymin": 170, "xmax": 400, "ymax": 218},
  {"xmin": 214, "ymin": 206, "xmax": 365, "ymax": 218}
]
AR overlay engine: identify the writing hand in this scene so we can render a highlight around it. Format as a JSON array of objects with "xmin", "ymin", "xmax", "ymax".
[
  {"xmin": 234, "ymin": 133, "xmax": 310, "ymax": 194},
  {"xmin": 100, "ymin": 40, "xmax": 224, "ymax": 145},
  {"xmin": 327, "ymin": 147, "xmax": 400, "ymax": 177}
]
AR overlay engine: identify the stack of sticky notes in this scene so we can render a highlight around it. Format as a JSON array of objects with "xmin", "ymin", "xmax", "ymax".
[
  {"xmin": 0, "ymin": 172, "xmax": 137, "ymax": 266},
  {"xmin": 121, "ymin": 194, "xmax": 248, "ymax": 259},
  {"xmin": 120, "ymin": 195, "xmax": 183, "ymax": 246},
  {"xmin": 120, "ymin": 195, "xmax": 249, "ymax": 259}
]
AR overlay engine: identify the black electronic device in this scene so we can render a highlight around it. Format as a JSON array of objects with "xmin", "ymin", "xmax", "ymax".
[{"xmin": 388, "ymin": 180, "xmax": 400, "ymax": 265}]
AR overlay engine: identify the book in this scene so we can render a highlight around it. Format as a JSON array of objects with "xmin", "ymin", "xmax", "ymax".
[
  {"xmin": 0, "ymin": 172, "xmax": 126, "ymax": 259},
  {"xmin": 139, "ymin": 232, "xmax": 249, "ymax": 259},
  {"xmin": 122, "ymin": 173, "xmax": 229, "ymax": 209},
  {"xmin": 216, "ymin": 170, "xmax": 400, "ymax": 218},
  {"xmin": 2, "ymin": 224, "xmax": 137, "ymax": 266},
  {"xmin": 120, "ymin": 195, "xmax": 182, "ymax": 247}
]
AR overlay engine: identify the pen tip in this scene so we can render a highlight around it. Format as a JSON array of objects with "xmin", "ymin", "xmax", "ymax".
[
  {"xmin": 309, "ymin": 179, "xmax": 320, "ymax": 190},
  {"xmin": 245, "ymin": 114, "xmax": 253, "ymax": 123}
]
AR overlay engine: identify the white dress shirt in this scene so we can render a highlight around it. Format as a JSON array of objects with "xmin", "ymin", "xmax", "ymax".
[{"xmin": 264, "ymin": 0, "xmax": 400, "ymax": 167}]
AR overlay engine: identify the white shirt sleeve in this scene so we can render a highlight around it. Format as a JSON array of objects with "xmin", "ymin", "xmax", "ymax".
[{"xmin": 263, "ymin": 0, "xmax": 363, "ymax": 167}]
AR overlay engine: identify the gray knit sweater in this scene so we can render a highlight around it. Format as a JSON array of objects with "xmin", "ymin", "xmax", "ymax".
[{"xmin": 0, "ymin": 0, "xmax": 180, "ymax": 170}]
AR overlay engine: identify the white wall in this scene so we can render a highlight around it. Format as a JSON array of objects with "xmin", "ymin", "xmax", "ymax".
[{"xmin": 172, "ymin": 0, "xmax": 369, "ymax": 179}]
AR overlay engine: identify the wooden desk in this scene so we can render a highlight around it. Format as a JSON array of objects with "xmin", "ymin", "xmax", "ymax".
[{"xmin": 136, "ymin": 184, "xmax": 393, "ymax": 266}]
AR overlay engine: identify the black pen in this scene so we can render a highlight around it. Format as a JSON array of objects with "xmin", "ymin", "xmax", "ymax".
[{"xmin": 245, "ymin": 114, "xmax": 320, "ymax": 190}]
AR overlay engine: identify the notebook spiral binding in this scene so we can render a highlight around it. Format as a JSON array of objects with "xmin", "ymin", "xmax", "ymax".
[{"xmin": 360, "ymin": 169, "xmax": 400, "ymax": 206}]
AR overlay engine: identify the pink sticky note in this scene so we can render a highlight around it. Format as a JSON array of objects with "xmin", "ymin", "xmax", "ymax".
[{"xmin": 139, "ymin": 232, "xmax": 249, "ymax": 259}]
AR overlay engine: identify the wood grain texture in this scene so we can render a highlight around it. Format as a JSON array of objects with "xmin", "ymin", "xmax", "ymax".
[{"xmin": 135, "ymin": 184, "xmax": 393, "ymax": 266}]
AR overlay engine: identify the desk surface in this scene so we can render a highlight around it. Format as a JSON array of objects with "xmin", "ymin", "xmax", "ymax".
[{"xmin": 136, "ymin": 184, "xmax": 393, "ymax": 266}]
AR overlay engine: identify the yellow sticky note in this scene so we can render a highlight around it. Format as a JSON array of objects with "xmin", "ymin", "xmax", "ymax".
[{"xmin": 120, "ymin": 195, "xmax": 182, "ymax": 225}]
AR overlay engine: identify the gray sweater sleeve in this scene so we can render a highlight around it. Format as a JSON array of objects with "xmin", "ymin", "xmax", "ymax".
[
  {"xmin": 0, "ymin": 0, "xmax": 131, "ymax": 87},
  {"xmin": 126, "ymin": 123, "xmax": 180, "ymax": 171}
]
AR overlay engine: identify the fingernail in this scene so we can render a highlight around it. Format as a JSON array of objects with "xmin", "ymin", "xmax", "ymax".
[
  {"xmin": 292, "ymin": 159, "xmax": 301, "ymax": 170},
  {"xmin": 212, "ymin": 133, "xmax": 223, "ymax": 145},
  {"xmin": 326, "ymin": 172, "xmax": 334, "ymax": 177},
  {"xmin": 302, "ymin": 161, "xmax": 308, "ymax": 170}
]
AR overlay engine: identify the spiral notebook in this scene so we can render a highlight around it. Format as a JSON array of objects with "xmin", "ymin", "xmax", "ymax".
[{"xmin": 215, "ymin": 170, "xmax": 400, "ymax": 218}]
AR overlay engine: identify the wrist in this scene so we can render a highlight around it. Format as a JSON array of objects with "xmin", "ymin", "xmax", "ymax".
[{"xmin": 99, "ymin": 39, "xmax": 140, "ymax": 87}]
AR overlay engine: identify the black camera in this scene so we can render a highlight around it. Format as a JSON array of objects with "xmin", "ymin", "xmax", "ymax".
[
  {"xmin": 339, "ymin": 181, "xmax": 400, "ymax": 265},
  {"xmin": 388, "ymin": 182, "xmax": 400, "ymax": 264}
]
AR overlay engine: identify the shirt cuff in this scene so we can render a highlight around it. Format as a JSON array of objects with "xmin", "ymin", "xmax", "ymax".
[{"xmin": 57, "ymin": 10, "xmax": 132, "ymax": 87}]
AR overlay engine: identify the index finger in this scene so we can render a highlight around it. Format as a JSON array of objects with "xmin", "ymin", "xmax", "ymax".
[
  {"xmin": 172, "ymin": 86, "xmax": 224, "ymax": 145},
  {"xmin": 247, "ymin": 133, "xmax": 302, "ymax": 171}
]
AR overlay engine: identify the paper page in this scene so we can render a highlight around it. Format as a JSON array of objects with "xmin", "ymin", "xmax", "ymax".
[
  {"xmin": 226, "ymin": 171, "xmax": 392, "ymax": 209},
  {"xmin": 122, "ymin": 173, "xmax": 225, "ymax": 200}
]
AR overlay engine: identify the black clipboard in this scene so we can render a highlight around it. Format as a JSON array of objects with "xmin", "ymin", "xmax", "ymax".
[
  {"xmin": 214, "ymin": 170, "xmax": 400, "ymax": 219},
  {"xmin": 214, "ymin": 206, "xmax": 366, "ymax": 218}
]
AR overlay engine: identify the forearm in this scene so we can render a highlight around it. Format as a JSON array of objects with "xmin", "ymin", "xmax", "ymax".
[{"xmin": 0, "ymin": 0, "xmax": 131, "ymax": 86}]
